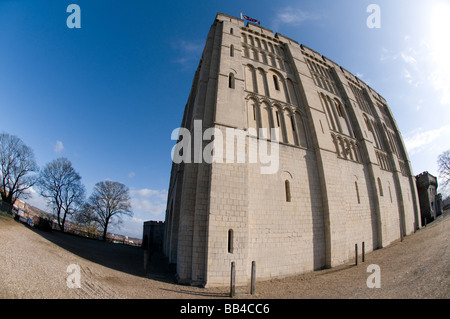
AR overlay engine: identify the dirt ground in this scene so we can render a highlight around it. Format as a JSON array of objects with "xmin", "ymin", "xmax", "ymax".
[{"xmin": 0, "ymin": 211, "xmax": 448, "ymax": 299}]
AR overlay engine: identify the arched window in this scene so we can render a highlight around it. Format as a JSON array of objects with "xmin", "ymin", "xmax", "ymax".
[
  {"xmin": 228, "ymin": 229, "xmax": 234, "ymax": 253},
  {"xmin": 295, "ymin": 112, "xmax": 308, "ymax": 148},
  {"xmin": 273, "ymin": 75, "xmax": 280, "ymax": 91},
  {"xmin": 260, "ymin": 102, "xmax": 272, "ymax": 139},
  {"xmin": 252, "ymin": 49, "xmax": 259, "ymax": 61},
  {"xmin": 285, "ymin": 180, "xmax": 291, "ymax": 202},
  {"xmin": 377, "ymin": 178, "xmax": 383, "ymax": 196},
  {"xmin": 245, "ymin": 65, "xmax": 257, "ymax": 93},
  {"xmin": 262, "ymin": 40, "xmax": 268, "ymax": 51},
  {"xmin": 247, "ymin": 99, "xmax": 259, "ymax": 133},
  {"xmin": 261, "ymin": 52, "xmax": 268, "ymax": 64},
  {"xmin": 290, "ymin": 116, "xmax": 296, "ymax": 132},
  {"xmin": 363, "ymin": 115, "xmax": 371, "ymax": 131},
  {"xmin": 321, "ymin": 93, "xmax": 337, "ymax": 131},
  {"xmin": 241, "ymin": 33, "xmax": 247, "ymax": 44},
  {"xmin": 229, "ymin": 73, "xmax": 235, "ymax": 89},
  {"xmin": 336, "ymin": 102, "xmax": 344, "ymax": 117},
  {"xmin": 256, "ymin": 68, "xmax": 268, "ymax": 96},
  {"xmin": 242, "ymin": 45, "xmax": 249, "ymax": 58},
  {"xmin": 275, "ymin": 110, "xmax": 280, "ymax": 127},
  {"xmin": 249, "ymin": 35, "xmax": 254, "ymax": 46},
  {"xmin": 290, "ymin": 115, "xmax": 298, "ymax": 146},
  {"xmin": 270, "ymin": 55, "xmax": 276, "ymax": 67}
]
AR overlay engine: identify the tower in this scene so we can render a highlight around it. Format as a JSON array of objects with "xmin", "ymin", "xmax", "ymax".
[{"xmin": 163, "ymin": 13, "xmax": 421, "ymax": 287}]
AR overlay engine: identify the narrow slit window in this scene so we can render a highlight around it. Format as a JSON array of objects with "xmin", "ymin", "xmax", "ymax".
[
  {"xmin": 273, "ymin": 75, "xmax": 280, "ymax": 91},
  {"xmin": 230, "ymin": 45, "xmax": 234, "ymax": 57},
  {"xmin": 276, "ymin": 111, "xmax": 280, "ymax": 126},
  {"xmin": 290, "ymin": 116, "xmax": 296, "ymax": 132},
  {"xmin": 355, "ymin": 181, "xmax": 360, "ymax": 204},
  {"xmin": 228, "ymin": 229, "xmax": 233, "ymax": 253},
  {"xmin": 285, "ymin": 180, "xmax": 291, "ymax": 202},
  {"xmin": 335, "ymin": 102, "xmax": 344, "ymax": 117},
  {"xmin": 229, "ymin": 73, "xmax": 235, "ymax": 89},
  {"xmin": 253, "ymin": 105, "xmax": 256, "ymax": 120}
]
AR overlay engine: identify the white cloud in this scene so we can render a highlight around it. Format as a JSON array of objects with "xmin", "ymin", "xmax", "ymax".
[
  {"xmin": 130, "ymin": 188, "xmax": 167, "ymax": 200},
  {"xmin": 178, "ymin": 40, "xmax": 203, "ymax": 53},
  {"xmin": 429, "ymin": 68, "xmax": 450, "ymax": 105},
  {"xmin": 400, "ymin": 51, "xmax": 417, "ymax": 68},
  {"xmin": 106, "ymin": 187, "xmax": 167, "ymax": 238},
  {"xmin": 130, "ymin": 188, "xmax": 167, "ymax": 219},
  {"xmin": 404, "ymin": 125, "xmax": 450, "ymax": 155},
  {"xmin": 379, "ymin": 47, "xmax": 394, "ymax": 62},
  {"xmin": 54, "ymin": 140, "xmax": 64, "ymax": 153},
  {"xmin": 128, "ymin": 171, "xmax": 135, "ymax": 178},
  {"xmin": 26, "ymin": 187, "xmax": 50, "ymax": 213},
  {"xmin": 272, "ymin": 7, "xmax": 323, "ymax": 29},
  {"xmin": 131, "ymin": 199, "xmax": 166, "ymax": 216},
  {"xmin": 402, "ymin": 68, "xmax": 415, "ymax": 86},
  {"xmin": 428, "ymin": 3, "xmax": 450, "ymax": 105},
  {"xmin": 380, "ymin": 46, "xmax": 423, "ymax": 88},
  {"xmin": 172, "ymin": 39, "xmax": 203, "ymax": 69}
]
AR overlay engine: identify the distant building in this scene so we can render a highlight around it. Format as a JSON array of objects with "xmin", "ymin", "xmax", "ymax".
[{"xmin": 415, "ymin": 171, "xmax": 441, "ymax": 225}]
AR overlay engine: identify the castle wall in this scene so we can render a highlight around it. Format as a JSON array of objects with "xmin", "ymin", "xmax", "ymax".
[
  {"xmin": 163, "ymin": 13, "xmax": 422, "ymax": 287},
  {"xmin": 246, "ymin": 144, "xmax": 325, "ymax": 281}
]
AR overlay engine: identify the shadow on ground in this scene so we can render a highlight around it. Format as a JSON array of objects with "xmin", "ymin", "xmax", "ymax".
[{"xmin": 29, "ymin": 226, "xmax": 176, "ymax": 283}]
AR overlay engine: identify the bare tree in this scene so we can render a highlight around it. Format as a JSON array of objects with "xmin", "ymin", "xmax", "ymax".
[
  {"xmin": 75, "ymin": 203, "xmax": 101, "ymax": 238},
  {"xmin": 37, "ymin": 157, "xmax": 85, "ymax": 232},
  {"xmin": 437, "ymin": 149, "xmax": 450, "ymax": 194},
  {"xmin": 88, "ymin": 180, "xmax": 132, "ymax": 241},
  {"xmin": 0, "ymin": 133, "xmax": 39, "ymax": 208}
]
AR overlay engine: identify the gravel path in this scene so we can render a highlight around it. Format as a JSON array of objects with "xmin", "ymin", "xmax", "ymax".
[{"xmin": 0, "ymin": 211, "xmax": 448, "ymax": 299}]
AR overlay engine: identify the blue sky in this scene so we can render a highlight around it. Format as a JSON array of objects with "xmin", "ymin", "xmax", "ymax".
[{"xmin": 1, "ymin": 0, "xmax": 449, "ymax": 238}]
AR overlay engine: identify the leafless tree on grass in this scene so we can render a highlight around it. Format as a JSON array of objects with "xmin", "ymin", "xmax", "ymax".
[
  {"xmin": 0, "ymin": 133, "xmax": 39, "ymax": 209},
  {"xmin": 37, "ymin": 157, "xmax": 85, "ymax": 232},
  {"xmin": 88, "ymin": 180, "xmax": 132, "ymax": 241}
]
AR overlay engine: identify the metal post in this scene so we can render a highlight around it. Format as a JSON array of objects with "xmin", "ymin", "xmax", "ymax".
[
  {"xmin": 355, "ymin": 244, "xmax": 358, "ymax": 265},
  {"xmin": 250, "ymin": 261, "xmax": 256, "ymax": 295},
  {"xmin": 362, "ymin": 242, "xmax": 365, "ymax": 263},
  {"xmin": 230, "ymin": 262, "xmax": 235, "ymax": 298}
]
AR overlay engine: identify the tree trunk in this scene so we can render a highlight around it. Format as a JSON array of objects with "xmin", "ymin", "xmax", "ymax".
[
  {"xmin": 102, "ymin": 221, "xmax": 109, "ymax": 241},
  {"xmin": 56, "ymin": 208, "xmax": 65, "ymax": 232}
]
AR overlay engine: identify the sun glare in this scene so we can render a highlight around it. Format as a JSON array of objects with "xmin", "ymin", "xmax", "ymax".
[
  {"xmin": 429, "ymin": 3, "xmax": 450, "ymax": 65},
  {"xmin": 428, "ymin": 2, "xmax": 450, "ymax": 104}
]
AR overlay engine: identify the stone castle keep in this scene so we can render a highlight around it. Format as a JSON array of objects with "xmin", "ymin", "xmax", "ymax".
[{"xmin": 163, "ymin": 13, "xmax": 422, "ymax": 287}]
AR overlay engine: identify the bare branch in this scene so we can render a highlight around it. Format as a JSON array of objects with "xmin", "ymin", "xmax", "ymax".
[
  {"xmin": 36, "ymin": 157, "xmax": 85, "ymax": 232},
  {"xmin": 88, "ymin": 180, "xmax": 132, "ymax": 240},
  {"xmin": 0, "ymin": 133, "xmax": 38, "ymax": 206}
]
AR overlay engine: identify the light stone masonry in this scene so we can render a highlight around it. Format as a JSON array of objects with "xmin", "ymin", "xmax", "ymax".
[{"xmin": 163, "ymin": 13, "xmax": 421, "ymax": 287}]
